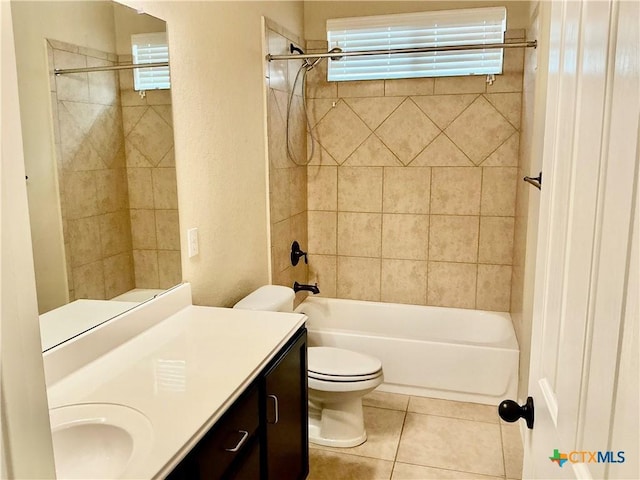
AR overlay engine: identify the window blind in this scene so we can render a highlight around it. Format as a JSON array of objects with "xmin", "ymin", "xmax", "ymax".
[
  {"xmin": 327, "ymin": 7, "xmax": 506, "ymax": 81},
  {"xmin": 131, "ymin": 32, "xmax": 170, "ymax": 91}
]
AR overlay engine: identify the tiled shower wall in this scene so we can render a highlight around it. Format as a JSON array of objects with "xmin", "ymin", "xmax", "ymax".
[
  {"xmin": 118, "ymin": 55, "xmax": 181, "ymax": 289},
  {"xmin": 305, "ymin": 33, "xmax": 524, "ymax": 312},
  {"xmin": 49, "ymin": 40, "xmax": 134, "ymax": 301},
  {"xmin": 265, "ymin": 20, "xmax": 309, "ymax": 292}
]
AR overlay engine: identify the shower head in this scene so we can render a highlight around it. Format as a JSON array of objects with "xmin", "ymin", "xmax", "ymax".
[{"xmin": 290, "ymin": 44, "xmax": 305, "ymax": 55}]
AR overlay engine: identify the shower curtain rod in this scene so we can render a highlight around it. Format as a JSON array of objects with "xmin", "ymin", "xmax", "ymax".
[
  {"xmin": 267, "ymin": 40, "xmax": 536, "ymax": 61},
  {"xmin": 54, "ymin": 61, "xmax": 169, "ymax": 76}
]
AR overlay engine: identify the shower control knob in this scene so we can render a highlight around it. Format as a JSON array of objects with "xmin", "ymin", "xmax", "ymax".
[
  {"xmin": 498, "ymin": 396, "xmax": 534, "ymax": 429},
  {"xmin": 290, "ymin": 241, "xmax": 308, "ymax": 266}
]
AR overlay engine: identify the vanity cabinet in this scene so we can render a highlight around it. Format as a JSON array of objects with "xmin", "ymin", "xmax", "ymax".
[
  {"xmin": 263, "ymin": 327, "xmax": 308, "ymax": 480},
  {"xmin": 167, "ymin": 327, "xmax": 308, "ymax": 480}
]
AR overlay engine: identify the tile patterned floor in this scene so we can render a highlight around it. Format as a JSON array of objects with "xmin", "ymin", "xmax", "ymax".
[{"xmin": 308, "ymin": 390, "xmax": 524, "ymax": 480}]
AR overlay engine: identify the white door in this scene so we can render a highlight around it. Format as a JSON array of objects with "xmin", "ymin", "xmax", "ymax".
[{"xmin": 522, "ymin": 0, "xmax": 639, "ymax": 479}]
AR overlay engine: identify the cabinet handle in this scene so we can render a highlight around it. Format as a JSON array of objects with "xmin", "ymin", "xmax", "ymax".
[
  {"xmin": 224, "ymin": 430, "xmax": 249, "ymax": 452},
  {"xmin": 268, "ymin": 394, "xmax": 279, "ymax": 424}
]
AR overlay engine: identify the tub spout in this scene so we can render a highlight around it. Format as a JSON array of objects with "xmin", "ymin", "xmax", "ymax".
[{"xmin": 293, "ymin": 281, "xmax": 320, "ymax": 295}]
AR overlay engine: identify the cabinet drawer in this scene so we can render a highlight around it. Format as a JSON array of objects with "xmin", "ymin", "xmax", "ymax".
[{"xmin": 196, "ymin": 384, "xmax": 260, "ymax": 479}]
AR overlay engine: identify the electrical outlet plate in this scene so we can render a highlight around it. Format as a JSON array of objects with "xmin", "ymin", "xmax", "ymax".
[{"xmin": 187, "ymin": 228, "xmax": 199, "ymax": 258}]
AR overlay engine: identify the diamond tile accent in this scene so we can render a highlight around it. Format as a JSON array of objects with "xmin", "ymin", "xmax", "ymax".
[
  {"xmin": 343, "ymin": 135, "xmax": 402, "ymax": 167},
  {"xmin": 152, "ymin": 105, "xmax": 173, "ymax": 127},
  {"xmin": 375, "ymin": 99, "xmax": 439, "ymax": 165},
  {"xmin": 307, "ymin": 98, "xmax": 336, "ymax": 127},
  {"xmin": 127, "ymin": 107, "xmax": 174, "ymax": 166},
  {"xmin": 122, "ymin": 106, "xmax": 147, "ymax": 135},
  {"xmin": 62, "ymin": 101, "xmax": 104, "ymax": 134},
  {"xmin": 313, "ymin": 100, "xmax": 370, "ymax": 164},
  {"xmin": 483, "ymin": 133, "xmax": 519, "ymax": 166},
  {"xmin": 345, "ymin": 97, "xmax": 403, "ymax": 130},
  {"xmin": 71, "ymin": 141, "xmax": 104, "ymax": 171},
  {"xmin": 307, "ymin": 138, "xmax": 339, "ymax": 166},
  {"xmin": 412, "ymin": 94, "xmax": 477, "ymax": 130},
  {"xmin": 158, "ymin": 147, "xmax": 175, "ymax": 167},
  {"xmin": 412, "ymin": 134, "xmax": 472, "ymax": 167},
  {"xmin": 125, "ymin": 141, "xmax": 152, "ymax": 167},
  {"xmin": 445, "ymin": 96, "xmax": 515, "ymax": 164},
  {"xmin": 485, "ymin": 93, "xmax": 522, "ymax": 128},
  {"xmin": 88, "ymin": 106, "xmax": 124, "ymax": 167}
]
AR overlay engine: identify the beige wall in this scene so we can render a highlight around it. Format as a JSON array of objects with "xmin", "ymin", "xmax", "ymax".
[
  {"xmin": 11, "ymin": 0, "xmax": 117, "ymax": 313},
  {"xmin": 123, "ymin": 1, "xmax": 304, "ymax": 306},
  {"xmin": 304, "ymin": 1, "xmax": 531, "ymax": 40},
  {"xmin": 510, "ymin": 1, "xmax": 549, "ymax": 402},
  {"xmin": 1, "ymin": 2, "xmax": 55, "ymax": 476},
  {"xmin": 264, "ymin": 19, "xmax": 309, "ymax": 298},
  {"xmin": 305, "ymin": 34, "xmax": 524, "ymax": 310}
]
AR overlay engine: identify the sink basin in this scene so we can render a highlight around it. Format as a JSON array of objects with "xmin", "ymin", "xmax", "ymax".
[{"xmin": 49, "ymin": 403, "xmax": 153, "ymax": 479}]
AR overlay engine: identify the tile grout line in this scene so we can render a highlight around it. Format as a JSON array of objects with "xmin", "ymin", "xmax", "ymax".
[
  {"xmin": 390, "ymin": 407, "xmax": 409, "ymax": 478},
  {"xmin": 395, "ymin": 459, "xmax": 507, "ymax": 479},
  {"xmin": 404, "ymin": 409, "xmax": 502, "ymax": 425},
  {"xmin": 499, "ymin": 420, "xmax": 508, "ymax": 479}
]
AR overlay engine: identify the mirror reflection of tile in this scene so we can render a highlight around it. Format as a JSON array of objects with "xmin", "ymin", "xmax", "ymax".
[{"xmin": 48, "ymin": 38, "xmax": 181, "ymax": 305}]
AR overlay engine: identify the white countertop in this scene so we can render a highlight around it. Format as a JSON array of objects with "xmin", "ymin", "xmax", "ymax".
[
  {"xmin": 40, "ymin": 299, "xmax": 139, "ymax": 351},
  {"xmin": 46, "ymin": 303, "xmax": 306, "ymax": 479}
]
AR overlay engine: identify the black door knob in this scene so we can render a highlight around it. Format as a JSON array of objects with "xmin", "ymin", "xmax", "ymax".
[{"xmin": 498, "ymin": 396, "xmax": 534, "ymax": 429}]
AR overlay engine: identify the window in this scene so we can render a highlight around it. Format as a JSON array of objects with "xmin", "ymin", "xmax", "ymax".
[
  {"xmin": 327, "ymin": 7, "xmax": 506, "ymax": 82},
  {"xmin": 131, "ymin": 32, "xmax": 170, "ymax": 91}
]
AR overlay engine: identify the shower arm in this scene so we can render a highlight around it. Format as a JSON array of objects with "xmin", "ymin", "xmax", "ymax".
[{"xmin": 266, "ymin": 40, "xmax": 536, "ymax": 62}]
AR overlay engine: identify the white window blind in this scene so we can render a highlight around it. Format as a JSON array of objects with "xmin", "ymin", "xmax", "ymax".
[
  {"xmin": 131, "ymin": 32, "xmax": 170, "ymax": 91},
  {"xmin": 327, "ymin": 7, "xmax": 506, "ymax": 81}
]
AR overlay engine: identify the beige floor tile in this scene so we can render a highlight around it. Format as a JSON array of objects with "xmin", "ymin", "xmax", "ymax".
[
  {"xmin": 391, "ymin": 462, "xmax": 503, "ymax": 479},
  {"xmin": 397, "ymin": 413, "xmax": 504, "ymax": 477},
  {"xmin": 309, "ymin": 448, "xmax": 394, "ymax": 480},
  {"xmin": 501, "ymin": 422, "xmax": 524, "ymax": 479},
  {"xmin": 408, "ymin": 397, "xmax": 498, "ymax": 423},
  {"xmin": 313, "ymin": 406, "xmax": 405, "ymax": 461},
  {"xmin": 363, "ymin": 390, "xmax": 410, "ymax": 411}
]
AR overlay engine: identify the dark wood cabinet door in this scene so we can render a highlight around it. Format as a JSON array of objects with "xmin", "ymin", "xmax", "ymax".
[
  {"xmin": 262, "ymin": 329, "xmax": 308, "ymax": 480},
  {"xmin": 196, "ymin": 385, "xmax": 260, "ymax": 479},
  {"xmin": 224, "ymin": 436, "xmax": 261, "ymax": 480}
]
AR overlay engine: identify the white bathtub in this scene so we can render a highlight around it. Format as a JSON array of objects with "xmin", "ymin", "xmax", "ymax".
[{"xmin": 295, "ymin": 297, "xmax": 519, "ymax": 405}]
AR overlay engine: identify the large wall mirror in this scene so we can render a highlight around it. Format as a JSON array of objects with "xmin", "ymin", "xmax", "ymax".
[{"xmin": 13, "ymin": 1, "xmax": 181, "ymax": 351}]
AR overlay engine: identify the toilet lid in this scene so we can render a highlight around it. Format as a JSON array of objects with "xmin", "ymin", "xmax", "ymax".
[{"xmin": 308, "ymin": 346, "xmax": 382, "ymax": 378}]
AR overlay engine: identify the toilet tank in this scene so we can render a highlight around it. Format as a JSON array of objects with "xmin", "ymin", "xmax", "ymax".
[{"xmin": 233, "ymin": 285, "xmax": 295, "ymax": 312}]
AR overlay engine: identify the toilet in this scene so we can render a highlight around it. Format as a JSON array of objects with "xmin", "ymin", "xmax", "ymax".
[{"xmin": 233, "ymin": 285, "xmax": 383, "ymax": 448}]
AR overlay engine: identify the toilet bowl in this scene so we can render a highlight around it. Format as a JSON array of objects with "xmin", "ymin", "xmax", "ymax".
[
  {"xmin": 233, "ymin": 285, "xmax": 384, "ymax": 448},
  {"xmin": 307, "ymin": 346, "xmax": 383, "ymax": 447}
]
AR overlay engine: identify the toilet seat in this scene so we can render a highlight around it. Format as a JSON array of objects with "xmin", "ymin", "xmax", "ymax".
[
  {"xmin": 308, "ymin": 370, "xmax": 382, "ymax": 382},
  {"xmin": 308, "ymin": 346, "xmax": 382, "ymax": 382}
]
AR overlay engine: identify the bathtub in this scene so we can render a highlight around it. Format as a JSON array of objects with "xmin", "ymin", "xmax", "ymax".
[{"xmin": 295, "ymin": 297, "xmax": 519, "ymax": 405}]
